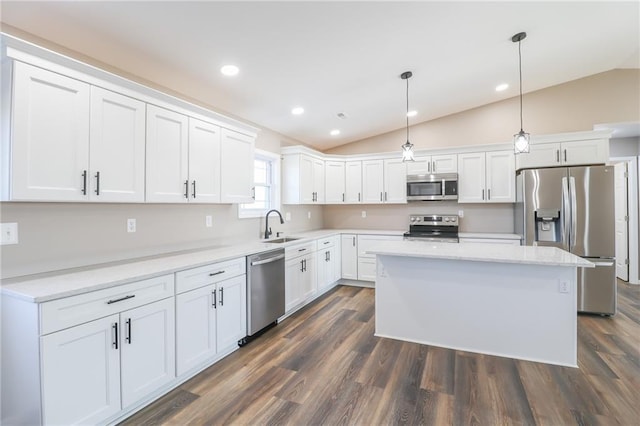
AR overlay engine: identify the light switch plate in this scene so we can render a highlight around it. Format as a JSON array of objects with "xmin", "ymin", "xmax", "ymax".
[
  {"xmin": 0, "ymin": 223, "xmax": 18, "ymax": 245},
  {"xmin": 285, "ymin": 212, "xmax": 291, "ymax": 222},
  {"xmin": 362, "ymin": 211, "xmax": 367, "ymax": 218},
  {"xmin": 205, "ymin": 215, "xmax": 213, "ymax": 227},
  {"xmin": 127, "ymin": 218, "xmax": 136, "ymax": 233}
]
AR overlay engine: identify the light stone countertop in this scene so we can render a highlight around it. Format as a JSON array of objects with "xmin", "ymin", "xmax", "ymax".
[
  {"xmin": 366, "ymin": 240, "xmax": 594, "ymax": 267},
  {"xmin": 1, "ymin": 229, "xmax": 528, "ymax": 303},
  {"xmin": 458, "ymin": 232, "xmax": 522, "ymax": 240},
  {"xmin": 0, "ymin": 228, "xmax": 403, "ymax": 303}
]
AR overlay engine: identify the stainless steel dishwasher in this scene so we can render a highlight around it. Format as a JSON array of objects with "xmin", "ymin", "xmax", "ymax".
[{"xmin": 241, "ymin": 248, "xmax": 285, "ymax": 345}]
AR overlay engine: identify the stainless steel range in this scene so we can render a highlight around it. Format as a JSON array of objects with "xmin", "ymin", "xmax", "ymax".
[{"xmin": 403, "ymin": 214, "xmax": 459, "ymax": 242}]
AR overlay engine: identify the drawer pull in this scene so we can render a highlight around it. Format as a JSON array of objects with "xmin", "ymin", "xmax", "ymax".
[
  {"xmin": 323, "ymin": 241, "xmax": 330, "ymax": 245},
  {"xmin": 298, "ymin": 248, "xmax": 307, "ymax": 252},
  {"xmin": 209, "ymin": 270, "xmax": 225, "ymax": 276},
  {"xmin": 106, "ymin": 294, "xmax": 136, "ymax": 304}
]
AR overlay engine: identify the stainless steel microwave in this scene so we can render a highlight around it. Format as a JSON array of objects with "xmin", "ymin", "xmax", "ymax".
[{"xmin": 406, "ymin": 173, "xmax": 458, "ymax": 201}]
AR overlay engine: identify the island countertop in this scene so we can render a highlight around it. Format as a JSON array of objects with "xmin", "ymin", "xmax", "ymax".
[{"xmin": 367, "ymin": 240, "xmax": 594, "ymax": 268}]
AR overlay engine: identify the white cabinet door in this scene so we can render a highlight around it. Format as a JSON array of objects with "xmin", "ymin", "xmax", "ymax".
[
  {"xmin": 120, "ymin": 298, "xmax": 175, "ymax": 408},
  {"xmin": 325, "ymin": 160, "xmax": 345, "ymax": 203},
  {"xmin": 299, "ymin": 155, "xmax": 315, "ymax": 203},
  {"xmin": 312, "ymin": 158, "xmax": 325, "ymax": 203},
  {"xmin": 300, "ymin": 254, "xmax": 317, "ymax": 301},
  {"xmin": 485, "ymin": 150, "xmax": 515, "ymax": 203},
  {"xmin": 362, "ymin": 160, "xmax": 384, "ymax": 203},
  {"xmin": 345, "ymin": 161, "xmax": 362, "ymax": 203},
  {"xmin": 220, "ymin": 129, "xmax": 254, "ymax": 203},
  {"xmin": 562, "ymin": 139, "xmax": 609, "ymax": 166},
  {"xmin": 146, "ymin": 105, "xmax": 189, "ymax": 202},
  {"xmin": 316, "ymin": 249, "xmax": 330, "ymax": 291},
  {"xmin": 515, "ymin": 142, "xmax": 561, "ymax": 170},
  {"xmin": 458, "ymin": 152, "xmax": 486, "ymax": 203},
  {"xmin": 189, "ymin": 118, "xmax": 221, "ymax": 203},
  {"xmin": 41, "ymin": 314, "xmax": 121, "ymax": 426},
  {"xmin": 176, "ymin": 284, "xmax": 216, "ymax": 376},
  {"xmin": 432, "ymin": 154, "xmax": 458, "ymax": 173},
  {"xmin": 406, "ymin": 156, "xmax": 431, "ymax": 175},
  {"xmin": 285, "ymin": 256, "xmax": 304, "ymax": 312},
  {"xmin": 11, "ymin": 61, "xmax": 90, "ymax": 201},
  {"xmin": 341, "ymin": 234, "xmax": 358, "ymax": 280},
  {"xmin": 89, "ymin": 87, "xmax": 146, "ymax": 202},
  {"xmin": 383, "ymin": 158, "xmax": 407, "ymax": 203},
  {"xmin": 331, "ymin": 242, "xmax": 341, "ymax": 283},
  {"xmin": 216, "ymin": 274, "xmax": 247, "ymax": 351}
]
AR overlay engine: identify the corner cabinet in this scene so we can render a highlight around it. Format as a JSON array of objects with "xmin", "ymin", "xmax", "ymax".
[
  {"xmin": 282, "ymin": 154, "xmax": 325, "ymax": 204},
  {"xmin": 325, "ymin": 160, "xmax": 346, "ymax": 204},
  {"xmin": 458, "ymin": 150, "xmax": 515, "ymax": 203}
]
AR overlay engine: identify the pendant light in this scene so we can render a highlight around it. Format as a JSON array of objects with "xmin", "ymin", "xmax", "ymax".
[
  {"xmin": 512, "ymin": 32, "xmax": 530, "ymax": 154},
  {"xmin": 401, "ymin": 71, "xmax": 415, "ymax": 162}
]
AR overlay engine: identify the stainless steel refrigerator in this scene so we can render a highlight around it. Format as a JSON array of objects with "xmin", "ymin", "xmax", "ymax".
[{"xmin": 515, "ymin": 165, "xmax": 616, "ymax": 315}]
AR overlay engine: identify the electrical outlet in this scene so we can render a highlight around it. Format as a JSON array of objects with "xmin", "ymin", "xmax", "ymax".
[
  {"xmin": 127, "ymin": 218, "xmax": 136, "ymax": 233},
  {"xmin": 558, "ymin": 281, "xmax": 570, "ymax": 293},
  {"xmin": 285, "ymin": 212, "xmax": 291, "ymax": 222},
  {"xmin": 458, "ymin": 210, "xmax": 464, "ymax": 218},
  {"xmin": 0, "ymin": 223, "xmax": 18, "ymax": 245},
  {"xmin": 205, "ymin": 215, "xmax": 213, "ymax": 227},
  {"xmin": 307, "ymin": 211, "xmax": 311, "ymax": 219},
  {"xmin": 362, "ymin": 211, "xmax": 367, "ymax": 218}
]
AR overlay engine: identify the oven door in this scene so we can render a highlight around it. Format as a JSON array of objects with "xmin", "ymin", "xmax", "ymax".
[{"xmin": 406, "ymin": 179, "xmax": 444, "ymax": 201}]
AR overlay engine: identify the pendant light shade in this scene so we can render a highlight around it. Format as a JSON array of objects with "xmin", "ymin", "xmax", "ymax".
[
  {"xmin": 401, "ymin": 71, "xmax": 415, "ymax": 162},
  {"xmin": 512, "ymin": 32, "xmax": 530, "ymax": 154}
]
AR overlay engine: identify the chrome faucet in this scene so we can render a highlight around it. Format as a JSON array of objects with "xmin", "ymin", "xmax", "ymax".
[{"xmin": 264, "ymin": 209, "xmax": 284, "ymax": 239}]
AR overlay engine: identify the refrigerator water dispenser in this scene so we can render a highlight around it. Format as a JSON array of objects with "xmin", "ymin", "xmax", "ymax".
[{"xmin": 534, "ymin": 209, "xmax": 560, "ymax": 242}]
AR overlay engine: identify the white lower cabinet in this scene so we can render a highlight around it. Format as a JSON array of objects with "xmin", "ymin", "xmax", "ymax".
[
  {"xmin": 316, "ymin": 236, "xmax": 341, "ymax": 291},
  {"xmin": 41, "ymin": 314, "xmax": 121, "ymax": 426},
  {"xmin": 40, "ymin": 294, "xmax": 175, "ymax": 425},
  {"xmin": 357, "ymin": 234, "xmax": 403, "ymax": 282},
  {"xmin": 175, "ymin": 260, "xmax": 247, "ymax": 377},
  {"xmin": 341, "ymin": 234, "xmax": 358, "ymax": 279},
  {"xmin": 285, "ymin": 242, "xmax": 317, "ymax": 313}
]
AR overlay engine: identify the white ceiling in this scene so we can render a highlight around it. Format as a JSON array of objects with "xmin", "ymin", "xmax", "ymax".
[{"xmin": 2, "ymin": 1, "xmax": 639, "ymax": 150}]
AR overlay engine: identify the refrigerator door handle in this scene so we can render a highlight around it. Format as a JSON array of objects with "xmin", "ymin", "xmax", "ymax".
[
  {"xmin": 561, "ymin": 177, "xmax": 570, "ymax": 248},
  {"xmin": 569, "ymin": 176, "xmax": 577, "ymax": 251}
]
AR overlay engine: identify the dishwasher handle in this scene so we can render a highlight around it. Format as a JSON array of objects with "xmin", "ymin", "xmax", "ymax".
[{"xmin": 251, "ymin": 254, "xmax": 285, "ymax": 266}]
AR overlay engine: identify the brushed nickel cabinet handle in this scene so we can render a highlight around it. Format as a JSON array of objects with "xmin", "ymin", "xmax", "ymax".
[
  {"xmin": 95, "ymin": 171, "xmax": 100, "ymax": 196},
  {"xmin": 81, "ymin": 170, "xmax": 87, "ymax": 195}
]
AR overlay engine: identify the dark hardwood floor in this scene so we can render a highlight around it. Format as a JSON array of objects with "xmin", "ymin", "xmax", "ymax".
[{"xmin": 122, "ymin": 280, "xmax": 639, "ymax": 425}]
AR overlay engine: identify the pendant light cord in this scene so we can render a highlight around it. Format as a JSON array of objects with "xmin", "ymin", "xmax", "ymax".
[
  {"xmin": 518, "ymin": 39, "xmax": 523, "ymax": 132},
  {"xmin": 406, "ymin": 76, "xmax": 409, "ymax": 141}
]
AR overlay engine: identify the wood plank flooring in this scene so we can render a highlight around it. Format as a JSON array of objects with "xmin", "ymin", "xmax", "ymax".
[{"xmin": 122, "ymin": 280, "xmax": 639, "ymax": 425}]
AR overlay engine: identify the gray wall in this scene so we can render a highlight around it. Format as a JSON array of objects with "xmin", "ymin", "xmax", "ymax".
[{"xmin": 0, "ymin": 202, "xmax": 322, "ymax": 279}]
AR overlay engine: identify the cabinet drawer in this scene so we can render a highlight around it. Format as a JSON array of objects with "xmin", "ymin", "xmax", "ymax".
[
  {"xmin": 175, "ymin": 257, "xmax": 246, "ymax": 294},
  {"xmin": 316, "ymin": 235, "xmax": 338, "ymax": 249},
  {"xmin": 285, "ymin": 241, "xmax": 317, "ymax": 259},
  {"xmin": 40, "ymin": 274, "xmax": 175, "ymax": 335}
]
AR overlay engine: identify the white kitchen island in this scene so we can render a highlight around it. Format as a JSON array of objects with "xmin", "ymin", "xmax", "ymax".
[{"xmin": 368, "ymin": 241, "xmax": 593, "ymax": 367}]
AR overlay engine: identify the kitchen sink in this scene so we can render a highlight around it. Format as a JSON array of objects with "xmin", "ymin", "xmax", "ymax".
[{"xmin": 264, "ymin": 237, "xmax": 301, "ymax": 244}]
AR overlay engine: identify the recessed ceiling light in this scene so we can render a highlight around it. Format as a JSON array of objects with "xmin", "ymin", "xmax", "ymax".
[
  {"xmin": 496, "ymin": 83, "xmax": 509, "ymax": 92},
  {"xmin": 291, "ymin": 107, "xmax": 304, "ymax": 115},
  {"xmin": 407, "ymin": 110, "xmax": 417, "ymax": 117},
  {"xmin": 220, "ymin": 65, "xmax": 239, "ymax": 76},
  {"xmin": 330, "ymin": 129, "xmax": 340, "ymax": 136}
]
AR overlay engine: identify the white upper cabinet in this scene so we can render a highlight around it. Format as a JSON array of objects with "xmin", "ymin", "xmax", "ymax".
[
  {"xmin": 220, "ymin": 129, "xmax": 255, "ymax": 204},
  {"xmin": 362, "ymin": 159, "xmax": 406, "ymax": 204},
  {"xmin": 325, "ymin": 160, "xmax": 346, "ymax": 204},
  {"xmin": 145, "ymin": 105, "xmax": 189, "ymax": 203},
  {"xmin": 362, "ymin": 160, "xmax": 384, "ymax": 203},
  {"xmin": 9, "ymin": 61, "xmax": 90, "ymax": 201},
  {"xmin": 345, "ymin": 160, "xmax": 363, "ymax": 203},
  {"xmin": 383, "ymin": 158, "xmax": 407, "ymax": 203},
  {"xmin": 282, "ymin": 154, "xmax": 325, "ymax": 204},
  {"xmin": 188, "ymin": 118, "xmax": 221, "ymax": 203},
  {"xmin": 407, "ymin": 154, "xmax": 458, "ymax": 175},
  {"xmin": 458, "ymin": 150, "xmax": 515, "ymax": 203},
  {"xmin": 515, "ymin": 139, "xmax": 609, "ymax": 170},
  {"xmin": 89, "ymin": 87, "xmax": 146, "ymax": 202}
]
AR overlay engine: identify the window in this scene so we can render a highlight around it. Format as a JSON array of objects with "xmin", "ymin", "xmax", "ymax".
[{"xmin": 238, "ymin": 149, "xmax": 280, "ymax": 218}]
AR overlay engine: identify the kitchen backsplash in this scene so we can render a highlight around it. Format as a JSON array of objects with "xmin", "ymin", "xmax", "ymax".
[{"xmin": 0, "ymin": 202, "xmax": 323, "ymax": 279}]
